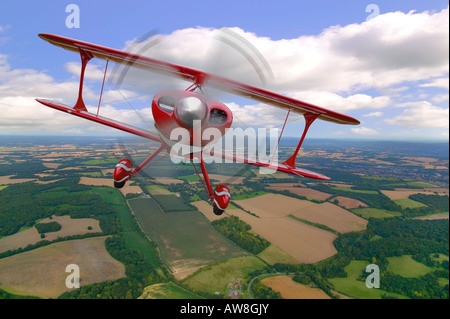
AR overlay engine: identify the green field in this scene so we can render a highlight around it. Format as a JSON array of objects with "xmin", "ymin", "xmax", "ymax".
[
  {"xmin": 330, "ymin": 260, "xmax": 408, "ymax": 299},
  {"xmin": 183, "ymin": 256, "xmax": 266, "ymax": 295},
  {"xmin": 90, "ymin": 186, "xmax": 164, "ymax": 276},
  {"xmin": 151, "ymin": 194, "xmax": 194, "ymax": 212},
  {"xmin": 145, "ymin": 184, "xmax": 173, "ymax": 195},
  {"xmin": 406, "ymin": 181, "xmax": 439, "ymax": 188},
  {"xmin": 257, "ymin": 244, "xmax": 299, "ymax": 265},
  {"xmin": 81, "ymin": 158, "xmax": 118, "ymax": 165},
  {"xmin": 140, "ymin": 282, "xmax": 203, "ymax": 299},
  {"xmin": 394, "ymin": 198, "xmax": 427, "ymax": 209},
  {"xmin": 330, "ymin": 187, "xmax": 378, "ymax": 195},
  {"xmin": 352, "ymin": 208, "xmax": 402, "ymax": 219},
  {"xmin": 178, "ymin": 174, "xmax": 200, "ymax": 182},
  {"xmin": 128, "ymin": 198, "xmax": 246, "ymax": 274},
  {"xmin": 386, "ymin": 255, "xmax": 436, "ymax": 278},
  {"xmin": 232, "ymin": 191, "xmax": 268, "ymax": 200}
]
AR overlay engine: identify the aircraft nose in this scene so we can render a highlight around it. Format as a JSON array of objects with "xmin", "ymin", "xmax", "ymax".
[{"xmin": 174, "ymin": 96, "xmax": 206, "ymax": 128}]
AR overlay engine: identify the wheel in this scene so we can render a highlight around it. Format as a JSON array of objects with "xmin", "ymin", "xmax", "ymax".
[
  {"xmin": 114, "ymin": 181, "xmax": 126, "ymax": 189},
  {"xmin": 213, "ymin": 206, "xmax": 224, "ymax": 216}
]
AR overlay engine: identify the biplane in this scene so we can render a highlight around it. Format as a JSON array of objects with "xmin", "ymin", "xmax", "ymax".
[{"xmin": 36, "ymin": 33, "xmax": 360, "ymax": 215}]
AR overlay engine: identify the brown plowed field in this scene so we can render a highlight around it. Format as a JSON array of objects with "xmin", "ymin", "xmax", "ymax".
[
  {"xmin": 0, "ymin": 215, "xmax": 101, "ymax": 253},
  {"xmin": 227, "ymin": 206, "xmax": 337, "ymax": 263},
  {"xmin": 228, "ymin": 194, "xmax": 368, "ymax": 262},
  {"xmin": 261, "ymin": 275, "xmax": 330, "ymax": 299},
  {"xmin": 268, "ymin": 184, "xmax": 332, "ymax": 200},
  {"xmin": 0, "ymin": 236, "xmax": 125, "ymax": 298},
  {"xmin": 334, "ymin": 196, "xmax": 369, "ymax": 209},
  {"xmin": 381, "ymin": 188, "xmax": 449, "ymax": 200},
  {"xmin": 79, "ymin": 176, "xmax": 142, "ymax": 196}
]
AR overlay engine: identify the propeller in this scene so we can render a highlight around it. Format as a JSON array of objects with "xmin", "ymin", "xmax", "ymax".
[{"xmin": 103, "ymin": 27, "xmax": 286, "ymax": 186}]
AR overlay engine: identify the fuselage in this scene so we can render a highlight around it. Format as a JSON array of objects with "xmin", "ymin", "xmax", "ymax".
[{"xmin": 152, "ymin": 89, "xmax": 233, "ymax": 150}]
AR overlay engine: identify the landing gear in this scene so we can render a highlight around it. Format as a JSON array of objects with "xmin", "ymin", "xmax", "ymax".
[
  {"xmin": 213, "ymin": 206, "xmax": 224, "ymax": 216},
  {"xmin": 213, "ymin": 184, "xmax": 230, "ymax": 215},
  {"xmin": 113, "ymin": 158, "xmax": 133, "ymax": 188},
  {"xmin": 114, "ymin": 181, "xmax": 126, "ymax": 189}
]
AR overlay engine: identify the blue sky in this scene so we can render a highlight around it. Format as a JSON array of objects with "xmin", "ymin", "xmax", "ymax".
[{"xmin": 0, "ymin": 0, "xmax": 448, "ymax": 141}]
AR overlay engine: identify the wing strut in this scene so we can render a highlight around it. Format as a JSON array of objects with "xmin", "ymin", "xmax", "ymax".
[
  {"xmin": 74, "ymin": 48, "xmax": 93, "ymax": 111},
  {"xmin": 191, "ymin": 154, "xmax": 214, "ymax": 201},
  {"xmin": 283, "ymin": 113, "xmax": 319, "ymax": 168},
  {"xmin": 96, "ymin": 59, "xmax": 109, "ymax": 116}
]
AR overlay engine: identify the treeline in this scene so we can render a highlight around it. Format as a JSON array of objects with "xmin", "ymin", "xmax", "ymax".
[
  {"xmin": 334, "ymin": 219, "xmax": 449, "ymax": 264},
  {"xmin": 379, "ymin": 270, "xmax": 449, "ymax": 299},
  {"xmin": 310, "ymin": 183, "xmax": 401, "ymax": 211},
  {"xmin": 0, "ymin": 179, "xmax": 117, "ymax": 236},
  {"xmin": 250, "ymin": 280, "xmax": 282, "ymax": 299},
  {"xmin": 212, "ymin": 216, "xmax": 270, "ymax": 254},
  {"xmin": 0, "ymin": 161, "xmax": 46, "ymax": 178},
  {"xmin": 59, "ymin": 235, "xmax": 162, "ymax": 299},
  {"xmin": 35, "ymin": 221, "xmax": 61, "ymax": 234},
  {"xmin": 410, "ymin": 194, "xmax": 449, "ymax": 212}
]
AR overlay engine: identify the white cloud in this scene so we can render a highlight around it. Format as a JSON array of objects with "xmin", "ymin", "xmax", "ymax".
[
  {"xmin": 364, "ymin": 112, "xmax": 384, "ymax": 117},
  {"xmin": 351, "ymin": 127, "xmax": 379, "ymax": 135},
  {"xmin": 419, "ymin": 77, "xmax": 449, "ymax": 89},
  {"xmin": 385, "ymin": 101, "xmax": 449, "ymax": 128},
  {"xmin": 431, "ymin": 94, "xmax": 449, "ymax": 103},
  {"xmin": 117, "ymin": 8, "xmax": 448, "ymax": 94},
  {"xmin": 289, "ymin": 92, "xmax": 390, "ymax": 113}
]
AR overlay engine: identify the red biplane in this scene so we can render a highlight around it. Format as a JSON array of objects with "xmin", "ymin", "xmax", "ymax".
[{"xmin": 36, "ymin": 33, "xmax": 360, "ymax": 215}]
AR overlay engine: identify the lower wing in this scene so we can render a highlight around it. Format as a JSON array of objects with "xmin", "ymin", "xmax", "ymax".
[
  {"xmin": 35, "ymin": 99, "xmax": 161, "ymax": 142},
  {"xmin": 203, "ymin": 149, "xmax": 330, "ymax": 180}
]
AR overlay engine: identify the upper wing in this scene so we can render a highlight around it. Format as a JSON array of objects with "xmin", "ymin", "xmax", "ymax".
[
  {"xmin": 36, "ymin": 99, "xmax": 161, "ymax": 142},
  {"xmin": 38, "ymin": 33, "xmax": 360, "ymax": 125}
]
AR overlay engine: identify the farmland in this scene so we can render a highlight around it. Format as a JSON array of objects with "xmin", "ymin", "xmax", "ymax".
[
  {"xmin": 329, "ymin": 260, "xmax": 408, "ymax": 299},
  {"xmin": 128, "ymin": 197, "xmax": 246, "ymax": 279},
  {"xmin": 261, "ymin": 275, "xmax": 330, "ymax": 299},
  {"xmin": 0, "ymin": 215, "xmax": 101, "ymax": 253},
  {"xmin": 0, "ymin": 136, "xmax": 448, "ymax": 300},
  {"xmin": 0, "ymin": 236, "xmax": 125, "ymax": 298}
]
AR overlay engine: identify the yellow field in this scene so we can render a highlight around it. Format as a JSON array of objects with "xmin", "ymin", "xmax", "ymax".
[
  {"xmin": 192, "ymin": 200, "xmax": 225, "ymax": 222},
  {"xmin": 236, "ymin": 193, "xmax": 367, "ymax": 233},
  {"xmin": 0, "ymin": 236, "xmax": 125, "ymax": 298},
  {"xmin": 229, "ymin": 197, "xmax": 338, "ymax": 263},
  {"xmin": 261, "ymin": 275, "xmax": 331, "ymax": 299},
  {"xmin": 153, "ymin": 177, "xmax": 185, "ymax": 185},
  {"xmin": 289, "ymin": 202, "xmax": 368, "ymax": 233},
  {"xmin": 78, "ymin": 176, "xmax": 142, "ymax": 196},
  {"xmin": 208, "ymin": 174, "xmax": 245, "ymax": 185},
  {"xmin": 0, "ymin": 215, "xmax": 102, "ymax": 253},
  {"xmin": 223, "ymin": 193, "xmax": 368, "ymax": 263},
  {"xmin": 0, "ymin": 175, "xmax": 36, "ymax": 185},
  {"xmin": 334, "ymin": 196, "xmax": 368, "ymax": 209},
  {"xmin": 381, "ymin": 188, "xmax": 449, "ymax": 200}
]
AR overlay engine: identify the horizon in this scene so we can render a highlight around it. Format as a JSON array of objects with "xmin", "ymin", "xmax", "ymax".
[{"xmin": 1, "ymin": 133, "xmax": 449, "ymax": 144}]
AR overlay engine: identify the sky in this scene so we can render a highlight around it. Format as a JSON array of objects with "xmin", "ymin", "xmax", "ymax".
[{"xmin": 0, "ymin": 0, "xmax": 448, "ymax": 141}]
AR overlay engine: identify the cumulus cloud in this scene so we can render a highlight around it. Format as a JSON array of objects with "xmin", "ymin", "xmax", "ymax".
[
  {"xmin": 0, "ymin": 54, "xmax": 152, "ymax": 135},
  {"xmin": 117, "ymin": 8, "xmax": 448, "ymax": 95},
  {"xmin": 351, "ymin": 127, "xmax": 379, "ymax": 135},
  {"xmin": 384, "ymin": 101, "xmax": 449, "ymax": 128},
  {"xmin": 419, "ymin": 77, "xmax": 449, "ymax": 89}
]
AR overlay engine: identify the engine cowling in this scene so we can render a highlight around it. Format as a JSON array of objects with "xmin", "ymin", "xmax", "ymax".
[
  {"xmin": 213, "ymin": 184, "xmax": 230, "ymax": 215},
  {"xmin": 113, "ymin": 158, "xmax": 133, "ymax": 188}
]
